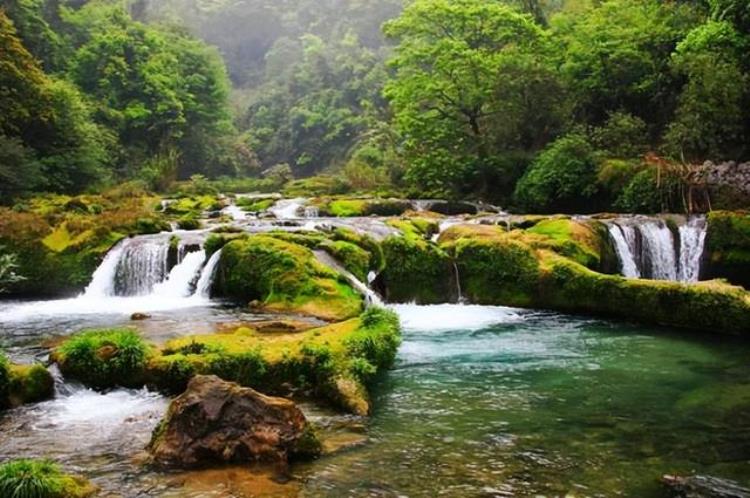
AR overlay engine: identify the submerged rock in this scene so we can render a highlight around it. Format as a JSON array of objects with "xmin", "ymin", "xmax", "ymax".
[
  {"xmin": 662, "ymin": 474, "xmax": 750, "ymax": 498},
  {"xmin": 149, "ymin": 375, "xmax": 321, "ymax": 467},
  {"xmin": 131, "ymin": 312, "xmax": 151, "ymax": 321}
]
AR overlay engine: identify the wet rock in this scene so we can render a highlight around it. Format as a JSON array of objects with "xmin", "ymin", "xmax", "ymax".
[
  {"xmin": 149, "ymin": 375, "xmax": 321, "ymax": 467},
  {"xmin": 662, "ymin": 474, "xmax": 750, "ymax": 498},
  {"xmin": 131, "ymin": 312, "xmax": 151, "ymax": 321}
]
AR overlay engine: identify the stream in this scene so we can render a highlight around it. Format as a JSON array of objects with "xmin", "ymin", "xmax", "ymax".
[{"xmin": 0, "ymin": 302, "xmax": 748, "ymax": 497}]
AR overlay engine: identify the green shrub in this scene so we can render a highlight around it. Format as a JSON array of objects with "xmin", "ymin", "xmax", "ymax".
[
  {"xmin": 0, "ymin": 459, "xmax": 92, "ymax": 498},
  {"xmin": 56, "ymin": 329, "xmax": 151, "ymax": 389},
  {"xmin": 514, "ymin": 133, "xmax": 600, "ymax": 213},
  {"xmin": 177, "ymin": 215, "xmax": 201, "ymax": 230}
]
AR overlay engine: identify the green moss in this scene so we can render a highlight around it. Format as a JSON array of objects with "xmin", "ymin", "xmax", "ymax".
[
  {"xmin": 149, "ymin": 308, "xmax": 401, "ymax": 414},
  {"xmin": 8, "ymin": 364, "xmax": 54, "ymax": 406},
  {"xmin": 381, "ymin": 235, "xmax": 454, "ymax": 303},
  {"xmin": 526, "ymin": 218, "xmax": 603, "ymax": 269},
  {"xmin": 320, "ymin": 240, "xmax": 371, "ymax": 281},
  {"xmin": 327, "ymin": 199, "xmax": 369, "ymax": 217},
  {"xmin": 387, "ymin": 218, "xmax": 439, "ymax": 240},
  {"xmin": 330, "ymin": 228, "xmax": 385, "ymax": 272},
  {"xmin": 165, "ymin": 195, "xmax": 221, "ymax": 216},
  {"xmin": 315, "ymin": 197, "xmax": 411, "ymax": 217},
  {"xmin": 236, "ymin": 197, "xmax": 275, "ymax": 212},
  {"xmin": 284, "ymin": 175, "xmax": 351, "ymax": 197},
  {"xmin": 452, "ymin": 235, "xmax": 541, "ymax": 307},
  {"xmin": 177, "ymin": 215, "xmax": 201, "ymax": 230},
  {"xmin": 216, "ymin": 235, "xmax": 363, "ymax": 321},
  {"xmin": 0, "ymin": 459, "xmax": 95, "ymax": 498},
  {"xmin": 706, "ymin": 211, "xmax": 750, "ymax": 288},
  {"xmin": 537, "ymin": 253, "xmax": 750, "ymax": 335},
  {"xmin": 54, "ymin": 329, "xmax": 152, "ymax": 389},
  {"xmin": 265, "ymin": 230, "xmax": 328, "ymax": 249}
]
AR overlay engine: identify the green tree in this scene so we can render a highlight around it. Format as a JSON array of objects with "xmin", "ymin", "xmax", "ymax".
[{"xmin": 383, "ymin": 0, "xmax": 562, "ymax": 197}]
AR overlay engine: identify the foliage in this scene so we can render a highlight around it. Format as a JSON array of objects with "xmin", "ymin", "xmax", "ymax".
[
  {"xmin": 0, "ymin": 246, "xmax": 25, "ymax": 293},
  {"xmin": 514, "ymin": 133, "xmax": 599, "ymax": 213},
  {"xmin": 0, "ymin": 459, "xmax": 92, "ymax": 498},
  {"xmin": 56, "ymin": 329, "xmax": 151, "ymax": 389}
]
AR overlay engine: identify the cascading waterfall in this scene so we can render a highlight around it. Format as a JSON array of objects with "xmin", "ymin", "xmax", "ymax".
[
  {"xmin": 314, "ymin": 250, "xmax": 383, "ymax": 306},
  {"xmin": 83, "ymin": 241, "xmax": 126, "ymax": 297},
  {"xmin": 152, "ymin": 250, "xmax": 206, "ymax": 298},
  {"xmin": 194, "ymin": 249, "xmax": 222, "ymax": 298},
  {"xmin": 452, "ymin": 261, "xmax": 465, "ymax": 303},
  {"xmin": 113, "ymin": 239, "xmax": 171, "ymax": 296},
  {"xmin": 607, "ymin": 217, "xmax": 707, "ymax": 283},
  {"xmin": 678, "ymin": 217, "xmax": 708, "ymax": 283}
]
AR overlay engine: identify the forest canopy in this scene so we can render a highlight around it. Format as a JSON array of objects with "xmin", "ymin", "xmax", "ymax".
[{"xmin": 1, "ymin": 0, "xmax": 749, "ymax": 212}]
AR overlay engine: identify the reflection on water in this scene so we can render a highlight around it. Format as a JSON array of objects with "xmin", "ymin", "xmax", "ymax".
[{"xmin": 0, "ymin": 302, "xmax": 748, "ymax": 497}]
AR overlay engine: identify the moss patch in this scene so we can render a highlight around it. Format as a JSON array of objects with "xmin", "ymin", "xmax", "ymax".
[
  {"xmin": 8, "ymin": 364, "xmax": 54, "ymax": 407},
  {"xmin": 215, "ymin": 235, "xmax": 363, "ymax": 321},
  {"xmin": 149, "ymin": 307, "xmax": 401, "ymax": 414},
  {"xmin": 381, "ymin": 235, "xmax": 454, "ymax": 304}
]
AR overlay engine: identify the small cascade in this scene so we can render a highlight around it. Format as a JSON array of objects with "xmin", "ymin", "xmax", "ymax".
[
  {"xmin": 83, "ymin": 241, "xmax": 126, "ymax": 297},
  {"xmin": 113, "ymin": 238, "xmax": 171, "ymax": 296},
  {"xmin": 194, "ymin": 249, "xmax": 222, "ymax": 298},
  {"xmin": 304, "ymin": 206, "xmax": 320, "ymax": 218},
  {"xmin": 607, "ymin": 217, "xmax": 707, "ymax": 283},
  {"xmin": 678, "ymin": 217, "xmax": 708, "ymax": 283},
  {"xmin": 152, "ymin": 249, "xmax": 206, "ymax": 298},
  {"xmin": 270, "ymin": 198, "xmax": 305, "ymax": 219},
  {"xmin": 314, "ymin": 250, "xmax": 383, "ymax": 306},
  {"xmin": 452, "ymin": 261, "xmax": 465, "ymax": 303},
  {"xmin": 606, "ymin": 224, "xmax": 640, "ymax": 278}
]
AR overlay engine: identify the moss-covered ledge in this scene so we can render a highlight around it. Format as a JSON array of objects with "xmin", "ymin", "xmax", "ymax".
[
  {"xmin": 0, "ymin": 352, "xmax": 54, "ymax": 409},
  {"xmin": 705, "ymin": 210, "xmax": 750, "ymax": 288},
  {"xmin": 52, "ymin": 308, "xmax": 402, "ymax": 415},
  {"xmin": 214, "ymin": 235, "xmax": 363, "ymax": 321}
]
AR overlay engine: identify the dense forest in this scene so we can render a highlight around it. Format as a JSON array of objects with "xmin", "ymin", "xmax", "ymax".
[{"xmin": 2, "ymin": 0, "xmax": 750, "ymax": 212}]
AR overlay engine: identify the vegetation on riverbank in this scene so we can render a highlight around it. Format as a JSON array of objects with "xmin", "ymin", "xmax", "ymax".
[
  {"xmin": 0, "ymin": 459, "xmax": 96, "ymax": 498},
  {"xmin": 52, "ymin": 308, "xmax": 401, "ymax": 415}
]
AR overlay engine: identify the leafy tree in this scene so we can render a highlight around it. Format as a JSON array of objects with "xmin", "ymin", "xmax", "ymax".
[
  {"xmin": 664, "ymin": 20, "xmax": 748, "ymax": 160},
  {"xmin": 384, "ymin": 0, "xmax": 563, "ymax": 197}
]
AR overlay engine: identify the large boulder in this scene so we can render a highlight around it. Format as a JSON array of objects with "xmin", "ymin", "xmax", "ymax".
[{"xmin": 149, "ymin": 375, "xmax": 321, "ymax": 467}]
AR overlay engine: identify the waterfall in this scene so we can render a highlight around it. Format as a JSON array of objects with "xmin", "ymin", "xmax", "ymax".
[
  {"xmin": 607, "ymin": 224, "xmax": 640, "ymax": 278},
  {"xmin": 194, "ymin": 249, "xmax": 222, "ymax": 298},
  {"xmin": 607, "ymin": 217, "xmax": 706, "ymax": 283},
  {"xmin": 304, "ymin": 206, "xmax": 319, "ymax": 218},
  {"xmin": 270, "ymin": 198, "xmax": 305, "ymax": 219},
  {"xmin": 152, "ymin": 249, "xmax": 206, "ymax": 298},
  {"xmin": 83, "ymin": 241, "xmax": 126, "ymax": 297},
  {"xmin": 452, "ymin": 261, "xmax": 465, "ymax": 303},
  {"xmin": 678, "ymin": 217, "xmax": 708, "ymax": 283},
  {"xmin": 112, "ymin": 239, "xmax": 170, "ymax": 296}
]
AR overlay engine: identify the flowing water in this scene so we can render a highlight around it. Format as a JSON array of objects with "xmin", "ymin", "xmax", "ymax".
[
  {"xmin": 1, "ymin": 302, "xmax": 748, "ymax": 497},
  {"xmin": 0, "ymin": 207, "xmax": 746, "ymax": 497},
  {"xmin": 606, "ymin": 216, "xmax": 708, "ymax": 283}
]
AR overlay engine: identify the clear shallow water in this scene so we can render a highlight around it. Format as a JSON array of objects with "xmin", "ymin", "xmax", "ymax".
[{"xmin": 0, "ymin": 302, "xmax": 748, "ymax": 497}]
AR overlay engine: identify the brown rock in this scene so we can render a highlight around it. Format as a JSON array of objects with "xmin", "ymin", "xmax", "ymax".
[
  {"xmin": 148, "ymin": 375, "xmax": 321, "ymax": 468},
  {"xmin": 131, "ymin": 312, "xmax": 151, "ymax": 321}
]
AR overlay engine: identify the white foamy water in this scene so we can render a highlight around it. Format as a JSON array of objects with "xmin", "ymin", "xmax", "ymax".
[
  {"xmin": 390, "ymin": 303, "xmax": 523, "ymax": 332},
  {"xmin": 222, "ymin": 203, "xmax": 247, "ymax": 221},
  {"xmin": 194, "ymin": 248, "xmax": 222, "ymax": 298},
  {"xmin": 152, "ymin": 249, "xmax": 206, "ymax": 298},
  {"xmin": 270, "ymin": 198, "xmax": 305, "ymax": 219}
]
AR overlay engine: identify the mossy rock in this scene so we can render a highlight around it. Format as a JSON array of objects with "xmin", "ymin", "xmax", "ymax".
[
  {"xmin": 53, "ymin": 329, "xmax": 152, "ymax": 389},
  {"xmin": 525, "ymin": 218, "xmax": 606, "ymax": 270},
  {"xmin": 537, "ymin": 253, "xmax": 750, "ymax": 335},
  {"xmin": 320, "ymin": 240, "xmax": 371, "ymax": 282},
  {"xmin": 0, "ymin": 459, "xmax": 96, "ymax": 498},
  {"xmin": 148, "ymin": 307, "xmax": 401, "ymax": 415},
  {"xmin": 236, "ymin": 197, "xmax": 275, "ymax": 213},
  {"xmin": 315, "ymin": 197, "xmax": 411, "ymax": 217},
  {"xmin": 330, "ymin": 228, "xmax": 385, "ymax": 273},
  {"xmin": 381, "ymin": 235, "xmax": 454, "ymax": 304},
  {"xmin": 8, "ymin": 364, "xmax": 54, "ymax": 407},
  {"xmin": 215, "ymin": 235, "xmax": 363, "ymax": 321},
  {"xmin": 177, "ymin": 215, "xmax": 202, "ymax": 231},
  {"xmin": 705, "ymin": 211, "xmax": 750, "ymax": 288},
  {"xmin": 450, "ymin": 235, "xmax": 541, "ymax": 307}
]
